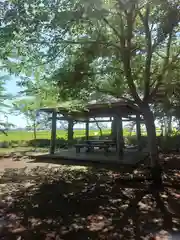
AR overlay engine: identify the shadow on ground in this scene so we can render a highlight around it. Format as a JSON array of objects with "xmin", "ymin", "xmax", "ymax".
[{"xmin": 1, "ymin": 165, "xmax": 180, "ymax": 239}]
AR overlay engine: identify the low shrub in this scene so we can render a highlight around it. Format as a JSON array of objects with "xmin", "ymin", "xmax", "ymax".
[
  {"xmin": 19, "ymin": 140, "xmax": 29, "ymax": 147},
  {"xmin": 0, "ymin": 141, "xmax": 11, "ymax": 148},
  {"xmin": 28, "ymin": 139, "xmax": 51, "ymax": 147},
  {"xmin": 158, "ymin": 135, "xmax": 180, "ymax": 152},
  {"xmin": 1, "ymin": 134, "xmax": 179, "ymax": 153},
  {"xmin": 125, "ymin": 136, "xmax": 148, "ymax": 148},
  {"xmin": 10, "ymin": 140, "xmax": 20, "ymax": 147},
  {"xmin": 56, "ymin": 138, "xmax": 69, "ymax": 148},
  {"xmin": 125, "ymin": 136, "xmax": 138, "ymax": 146},
  {"xmin": 28, "ymin": 138, "xmax": 72, "ymax": 149}
]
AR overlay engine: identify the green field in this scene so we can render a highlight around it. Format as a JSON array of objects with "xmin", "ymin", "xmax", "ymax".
[
  {"xmin": 0, "ymin": 128, "xmax": 162, "ymax": 142},
  {"xmin": 0, "ymin": 129, "xmax": 112, "ymax": 141}
]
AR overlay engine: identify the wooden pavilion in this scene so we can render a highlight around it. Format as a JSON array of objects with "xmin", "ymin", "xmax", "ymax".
[{"xmin": 38, "ymin": 99, "xmax": 146, "ymax": 165}]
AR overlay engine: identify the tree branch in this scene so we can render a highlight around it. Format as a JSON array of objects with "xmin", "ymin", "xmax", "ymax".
[
  {"xmin": 121, "ymin": 10, "xmax": 142, "ymax": 105},
  {"xmin": 103, "ymin": 17, "xmax": 122, "ymax": 40},
  {"xmin": 32, "ymin": 44, "xmax": 68, "ymax": 68},
  {"xmin": 0, "ymin": 129, "xmax": 8, "ymax": 136},
  {"xmin": 150, "ymin": 34, "xmax": 180, "ymax": 99},
  {"xmin": 96, "ymin": 87, "xmax": 119, "ymax": 99},
  {"xmin": 138, "ymin": 4, "xmax": 152, "ymax": 101},
  {"xmin": 31, "ymin": 39, "xmax": 120, "ymax": 68},
  {"xmin": 154, "ymin": 51, "xmax": 167, "ymax": 59},
  {"xmin": 97, "ymin": 87, "xmax": 136, "ymax": 106}
]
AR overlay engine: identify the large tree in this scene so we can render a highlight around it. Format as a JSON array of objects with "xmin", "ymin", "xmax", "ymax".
[{"xmin": 2, "ymin": 0, "xmax": 180, "ymax": 184}]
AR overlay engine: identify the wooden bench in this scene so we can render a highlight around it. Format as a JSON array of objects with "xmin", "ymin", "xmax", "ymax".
[
  {"xmin": 85, "ymin": 140, "xmax": 116, "ymax": 148},
  {"xmin": 75, "ymin": 143, "xmax": 112, "ymax": 153},
  {"xmin": 75, "ymin": 144, "xmax": 90, "ymax": 153}
]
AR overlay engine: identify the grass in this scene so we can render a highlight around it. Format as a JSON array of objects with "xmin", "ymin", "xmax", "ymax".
[
  {"xmin": 0, "ymin": 129, "xmax": 111, "ymax": 141},
  {"xmin": 0, "ymin": 128, "xmax": 162, "ymax": 142}
]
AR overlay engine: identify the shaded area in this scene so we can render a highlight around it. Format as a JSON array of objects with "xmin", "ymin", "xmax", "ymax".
[
  {"xmin": 34, "ymin": 147, "xmax": 148, "ymax": 165},
  {"xmin": 1, "ymin": 164, "xmax": 180, "ymax": 239},
  {"xmin": 31, "ymin": 148, "xmax": 150, "ymax": 179}
]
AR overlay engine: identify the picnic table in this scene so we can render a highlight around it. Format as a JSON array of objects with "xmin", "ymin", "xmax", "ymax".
[{"xmin": 74, "ymin": 139, "xmax": 116, "ymax": 153}]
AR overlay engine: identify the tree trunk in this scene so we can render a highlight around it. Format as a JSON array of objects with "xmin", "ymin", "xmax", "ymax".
[
  {"xmin": 68, "ymin": 119, "xmax": 74, "ymax": 146},
  {"xmin": 167, "ymin": 114, "xmax": 172, "ymax": 135},
  {"xmin": 164, "ymin": 117, "xmax": 168, "ymax": 136},
  {"xmin": 129, "ymin": 121, "xmax": 135, "ymax": 137},
  {"xmin": 160, "ymin": 124, "xmax": 164, "ymax": 137},
  {"xmin": 33, "ymin": 121, "xmax": 37, "ymax": 140},
  {"xmin": 143, "ymin": 106, "xmax": 162, "ymax": 186},
  {"xmin": 111, "ymin": 117, "xmax": 117, "ymax": 139},
  {"xmin": 95, "ymin": 121, "xmax": 103, "ymax": 137},
  {"xmin": 33, "ymin": 120, "xmax": 37, "ymax": 151}
]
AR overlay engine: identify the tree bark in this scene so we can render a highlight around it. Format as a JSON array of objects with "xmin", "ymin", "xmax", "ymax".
[
  {"xmin": 143, "ymin": 106, "xmax": 162, "ymax": 186},
  {"xmin": 50, "ymin": 111, "xmax": 57, "ymax": 154},
  {"xmin": 85, "ymin": 121, "xmax": 89, "ymax": 141},
  {"xmin": 167, "ymin": 114, "xmax": 172, "ymax": 135},
  {"xmin": 68, "ymin": 119, "xmax": 74, "ymax": 146},
  {"xmin": 33, "ymin": 120, "xmax": 37, "ymax": 140},
  {"xmin": 111, "ymin": 117, "xmax": 117, "ymax": 139},
  {"xmin": 95, "ymin": 121, "xmax": 103, "ymax": 137},
  {"xmin": 164, "ymin": 117, "xmax": 168, "ymax": 136},
  {"xmin": 33, "ymin": 120, "xmax": 37, "ymax": 151}
]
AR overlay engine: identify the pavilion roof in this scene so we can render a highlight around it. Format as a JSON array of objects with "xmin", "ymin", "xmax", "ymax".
[{"xmin": 39, "ymin": 99, "xmax": 142, "ymax": 120}]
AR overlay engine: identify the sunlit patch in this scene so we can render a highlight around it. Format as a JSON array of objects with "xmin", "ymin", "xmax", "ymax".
[
  {"xmin": 151, "ymin": 230, "xmax": 180, "ymax": 239},
  {"xmin": 87, "ymin": 214, "xmax": 112, "ymax": 231}
]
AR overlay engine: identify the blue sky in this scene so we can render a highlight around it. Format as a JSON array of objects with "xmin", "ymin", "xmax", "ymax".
[
  {"xmin": 4, "ymin": 76, "xmax": 27, "ymax": 128},
  {"xmin": 4, "ymin": 77, "xmax": 112, "ymax": 130},
  {"xmin": 4, "ymin": 77, "xmax": 90, "ymax": 129}
]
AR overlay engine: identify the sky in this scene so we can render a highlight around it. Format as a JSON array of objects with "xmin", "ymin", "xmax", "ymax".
[
  {"xmin": 3, "ymin": 76, "xmax": 121, "ymax": 130},
  {"xmin": 4, "ymin": 76, "xmax": 27, "ymax": 128},
  {"xmin": 4, "ymin": 77, "xmax": 90, "ymax": 129},
  {"xmin": 4, "ymin": 77, "xmax": 107, "ymax": 129}
]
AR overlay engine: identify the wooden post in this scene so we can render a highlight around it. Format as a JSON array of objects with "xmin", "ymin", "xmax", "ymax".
[
  {"xmin": 111, "ymin": 117, "xmax": 117, "ymax": 140},
  {"xmin": 68, "ymin": 118, "xmax": 74, "ymax": 146},
  {"xmin": 50, "ymin": 110, "xmax": 57, "ymax": 154},
  {"xmin": 136, "ymin": 114, "xmax": 141, "ymax": 150},
  {"xmin": 116, "ymin": 115, "xmax": 124, "ymax": 158},
  {"xmin": 85, "ymin": 120, "xmax": 89, "ymax": 141}
]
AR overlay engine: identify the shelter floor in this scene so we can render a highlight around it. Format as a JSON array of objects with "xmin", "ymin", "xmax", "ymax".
[{"xmin": 36, "ymin": 147, "xmax": 149, "ymax": 166}]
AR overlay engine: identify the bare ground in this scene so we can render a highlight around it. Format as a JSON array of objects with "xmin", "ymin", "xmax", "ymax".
[{"xmin": 0, "ymin": 152, "xmax": 180, "ymax": 239}]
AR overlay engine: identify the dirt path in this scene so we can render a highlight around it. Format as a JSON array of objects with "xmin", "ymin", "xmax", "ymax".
[
  {"xmin": 0, "ymin": 157, "xmax": 61, "ymax": 172},
  {"xmin": 0, "ymin": 154, "xmax": 180, "ymax": 239}
]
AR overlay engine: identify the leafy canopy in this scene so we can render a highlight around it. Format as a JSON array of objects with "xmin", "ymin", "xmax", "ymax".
[{"xmin": 1, "ymin": 0, "xmax": 180, "ymax": 109}]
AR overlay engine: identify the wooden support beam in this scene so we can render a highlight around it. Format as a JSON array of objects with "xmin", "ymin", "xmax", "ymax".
[
  {"xmin": 49, "ymin": 116, "xmax": 145, "ymax": 123},
  {"xmin": 50, "ymin": 110, "xmax": 57, "ymax": 154},
  {"xmin": 49, "ymin": 118, "xmax": 113, "ymax": 123},
  {"xmin": 119, "ymin": 116, "xmax": 124, "ymax": 157},
  {"xmin": 80, "ymin": 120, "xmax": 113, "ymax": 123},
  {"xmin": 48, "ymin": 116, "xmax": 71, "ymax": 121},
  {"xmin": 122, "ymin": 118, "xmax": 144, "ymax": 122},
  {"xmin": 136, "ymin": 114, "xmax": 141, "ymax": 151},
  {"xmin": 111, "ymin": 117, "xmax": 116, "ymax": 140},
  {"xmin": 68, "ymin": 118, "xmax": 74, "ymax": 145},
  {"xmin": 116, "ymin": 115, "xmax": 124, "ymax": 159},
  {"xmin": 85, "ymin": 121, "xmax": 89, "ymax": 140}
]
